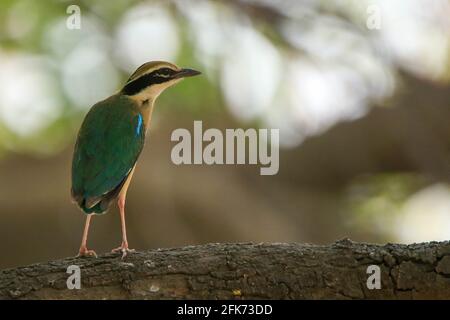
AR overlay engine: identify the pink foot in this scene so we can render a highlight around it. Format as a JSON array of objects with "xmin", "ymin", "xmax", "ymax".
[
  {"xmin": 77, "ymin": 246, "xmax": 97, "ymax": 258},
  {"xmin": 111, "ymin": 242, "xmax": 135, "ymax": 259}
]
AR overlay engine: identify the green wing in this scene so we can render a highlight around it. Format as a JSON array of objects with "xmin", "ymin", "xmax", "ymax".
[{"xmin": 71, "ymin": 94, "xmax": 145, "ymax": 214}]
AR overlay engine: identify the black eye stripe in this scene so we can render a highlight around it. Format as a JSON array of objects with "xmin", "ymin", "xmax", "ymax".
[
  {"xmin": 156, "ymin": 68, "xmax": 174, "ymax": 76},
  {"xmin": 148, "ymin": 68, "xmax": 176, "ymax": 79},
  {"xmin": 122, "ymin": 68, "xmax": 177, "ymax": 95}
]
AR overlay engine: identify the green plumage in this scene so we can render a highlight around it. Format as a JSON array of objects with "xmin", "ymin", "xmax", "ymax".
[{"xmin": 71, "ymin": 94, "xmax": 145, "ymax": 214}]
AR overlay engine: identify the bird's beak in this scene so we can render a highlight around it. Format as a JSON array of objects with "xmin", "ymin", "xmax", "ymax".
[{"xmin": 174, "ymin": 68, "xmax": 202, "ymax": 79}]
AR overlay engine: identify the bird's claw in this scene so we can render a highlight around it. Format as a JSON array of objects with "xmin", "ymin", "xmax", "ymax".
[
  {"xmin": 111, "ymin": 244, "xmax": 135, "ymax": 259},
  {"xmin": 77, "ymin": 247, "xmax": 97, "ymax": 258}
]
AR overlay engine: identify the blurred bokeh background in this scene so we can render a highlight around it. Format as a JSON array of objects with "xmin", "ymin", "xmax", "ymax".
[{"xmin": 1, "ymin": 0, "xmax": 450, "ymax": 269}]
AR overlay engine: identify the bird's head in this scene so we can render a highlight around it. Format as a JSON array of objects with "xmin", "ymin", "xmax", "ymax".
[{"xmin": 121, "ymin": 61, "xmax": 201, "ymax": 101}]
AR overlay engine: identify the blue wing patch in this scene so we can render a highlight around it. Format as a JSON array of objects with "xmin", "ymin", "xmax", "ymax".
[{"xmin": 136, "ymin": 114, "xmax": 143, "ymax": 136}]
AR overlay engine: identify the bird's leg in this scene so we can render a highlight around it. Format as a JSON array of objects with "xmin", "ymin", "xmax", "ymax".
[
  {"xmin": 77, "ymin": 214, "xmax": 97, "ymax": 257},
  {"xmin": 112, "ymin": 195, "xmax": 135, "ymax": 259}
]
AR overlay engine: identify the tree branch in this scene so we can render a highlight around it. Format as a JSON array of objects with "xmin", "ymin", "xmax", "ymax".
[{"xmin": 1, "ymin": 241, "xmax": 450, "ymax": 299}]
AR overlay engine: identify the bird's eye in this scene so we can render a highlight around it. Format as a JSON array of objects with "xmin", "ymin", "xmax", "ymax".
[{"xmin": 154, "ymin": 68, "xmax": 172, "ymax": 78}]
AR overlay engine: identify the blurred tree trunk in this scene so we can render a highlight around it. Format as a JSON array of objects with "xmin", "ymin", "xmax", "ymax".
[{"xmin": 1, "ymin": 241, "xmax": 450, "ymax": 299}]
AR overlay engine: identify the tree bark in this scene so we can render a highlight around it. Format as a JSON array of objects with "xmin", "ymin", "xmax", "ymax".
[{"xmin": 1, "ymin": 240, "xmax": 450, "ymax": 299}]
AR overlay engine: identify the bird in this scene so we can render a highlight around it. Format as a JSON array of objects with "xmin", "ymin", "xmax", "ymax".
[{"xmin": 71, "ymin": 61, "xmax": 201, "ymax": 258}]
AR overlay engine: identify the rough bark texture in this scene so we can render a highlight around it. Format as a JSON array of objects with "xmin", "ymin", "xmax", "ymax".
[{"xmin": 1, "ymin": 240, "xmax": 450, "ymax": 300}]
